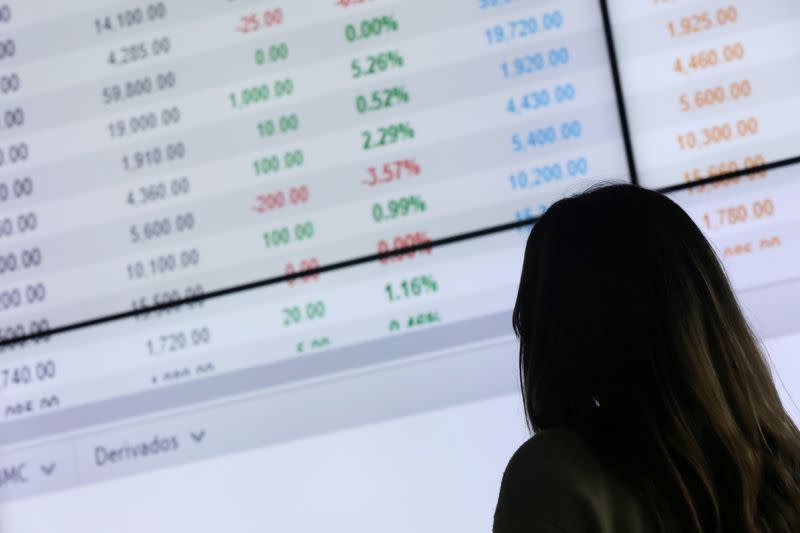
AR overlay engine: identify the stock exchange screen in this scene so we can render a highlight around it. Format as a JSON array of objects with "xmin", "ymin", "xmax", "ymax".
[{"xmin": 0, "ymin": 1, "xmax": 798, "ymax": 532}]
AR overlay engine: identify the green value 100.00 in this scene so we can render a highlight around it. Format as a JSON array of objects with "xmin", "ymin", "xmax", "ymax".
[{"xmin": 264, "ymin": 222, "xmax": 315, "ymax": 248}]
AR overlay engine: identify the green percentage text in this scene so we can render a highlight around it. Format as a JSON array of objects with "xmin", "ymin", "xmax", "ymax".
[
  {"xmin": 362, "ymin": 121, "xmax": 415, "ymax": 150},
  {"xmin": 372, "ymin": 194, "xmax": 427, "ymax": 222},
  {"xmin": 385, "ymin": 275, "xmax": 439, "ymax": 302},
  {"xmin": 355, "ymin": 86, "xmax": 411, "ymax": 114},
  {"xmin": 351, "ymin": 50, "xmax": 405, "ymax": 79},
  {"xmin": 345, "ymin": 15, "xmax": 399, "ymax": 42}
]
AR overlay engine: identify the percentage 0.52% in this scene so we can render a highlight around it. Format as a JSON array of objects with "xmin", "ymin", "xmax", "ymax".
[{"xmin": 355, "ymin": 86, "xmax": 411, "ymax": 114}]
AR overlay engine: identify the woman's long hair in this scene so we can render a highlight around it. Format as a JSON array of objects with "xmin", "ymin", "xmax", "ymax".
[{"xmin": 513, "ymin": 184, "xmax": 800, "ymax": 532}]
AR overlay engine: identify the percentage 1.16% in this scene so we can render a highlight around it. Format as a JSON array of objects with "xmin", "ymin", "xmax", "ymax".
[{"xmin": 385, "ymin": 275, "xmax": 439, "ymax": 302}]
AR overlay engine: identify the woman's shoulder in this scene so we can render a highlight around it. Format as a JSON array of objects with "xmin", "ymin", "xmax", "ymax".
[
  {"xmin": 498, "ymin": 429, "xmax": 610, "ymax": 506},
  {"xmin": 494, "ymin": 430, "xmax": 656, "ymax": 532},
  {"xmin": 506, "ymin": 429, "xmax": 604, "ymax": 479},
  {"xmin": 507, "ymin": 429, "xmax": 595, "ymax": 469}
]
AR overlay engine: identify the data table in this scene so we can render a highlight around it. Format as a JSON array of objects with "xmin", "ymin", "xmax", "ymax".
[
  {"xmin": 0, "ymin": 1, "xmax": 799, "ymax": 516},
  {"xmin": 0, "ymin": 0, "xmax": 629, "ymax": 432},
  {"xmin": 606, "ymin": 0, "xmax": 800, "ymax": 189}
]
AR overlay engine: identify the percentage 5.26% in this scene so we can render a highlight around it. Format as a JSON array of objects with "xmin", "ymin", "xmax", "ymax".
[{"xmin": 351, "ymin": 50, "xmax": 405, "ymax": 79}]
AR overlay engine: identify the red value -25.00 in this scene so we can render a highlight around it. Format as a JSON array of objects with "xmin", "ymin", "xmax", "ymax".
[{"xmin": 236, "ymin": 8, "xmax": 284, "ymax": 34}]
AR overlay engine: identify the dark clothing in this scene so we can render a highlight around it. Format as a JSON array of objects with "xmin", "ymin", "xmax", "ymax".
[{"xmin": 493, "ymin": 430, "xmax": 658, "ymax": 533}]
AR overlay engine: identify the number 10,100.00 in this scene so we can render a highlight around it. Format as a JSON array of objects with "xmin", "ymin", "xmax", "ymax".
[{"xmin": 126, "ymin": 249, "xmax": 200, "ymax": 280}]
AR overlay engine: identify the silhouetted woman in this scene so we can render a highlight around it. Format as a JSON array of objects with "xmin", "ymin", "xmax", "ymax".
[{"xmin": 494, "ymin": 184, "xmax": 800, "ymax": 532}]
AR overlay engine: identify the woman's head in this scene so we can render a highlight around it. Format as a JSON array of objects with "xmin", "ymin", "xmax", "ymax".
[{"xmin": 513, "ymin": 184, "xmax": 800, "ymax": 532}]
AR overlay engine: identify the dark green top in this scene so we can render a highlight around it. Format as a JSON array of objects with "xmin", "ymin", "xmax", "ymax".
[{"xmin": 493, "ymin": 430, "xmax": 658, "ymax": 533}]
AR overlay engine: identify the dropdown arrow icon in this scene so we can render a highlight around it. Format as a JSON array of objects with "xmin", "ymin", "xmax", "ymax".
[
  {"xmin": 190, "ymin": 430, "xmax": 206, "ymax": 443},
  {"xmin": 41, "ymin": 463, "xmax": 56, "ymax": 476}
]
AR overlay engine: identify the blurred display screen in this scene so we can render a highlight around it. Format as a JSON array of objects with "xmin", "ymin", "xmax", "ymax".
[
  {"xmin": 606, "ymin": 0, "xmax": 800, "ymax": 188},
  {"xmin": 0, "ymin": 1, "xmax": 797, "ymax": 532}
]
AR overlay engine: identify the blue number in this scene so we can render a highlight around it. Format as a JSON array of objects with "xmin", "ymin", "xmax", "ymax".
[
  {"xmin": 507, "ymin": 83, "xmax": 576, "ymax": 114},
  {"xmin": 506, "ymin": 97, "xmax": 517, "ymax": 114},
  {"xmin": 503, "ymin": 48, "xmax": 568, "ymax": 79},
  {"xmin": 509, "ymin": 171, "xmax": 530, "ymax": 190},
  {"xmin": 524, "ymin": 90, "xmax": 550, "ymax": 110},
  {"xmin": 560, "ymin": 120, "xmax": 582, "ymax": 139},
  {"xmin": 485, "ymin": 25, "xmax": 506, "ymax": 44},
  {"xmin": 509, "ymin": 158, "xmax": 589, "ymax": 191},
  {"xmin": 515, "ymin": 205, "xmax": 547, "ymax": 231},
  {"xmin": 480, "ymin": 0, "xmax": 512, "ymax": 9},
  {"xmin": 514, "ymin": 122, "xmax": 581, "ymax": 151},
  {"xmin": 530, "ymin": 54, "xmax": 545, "ymax": 72},
  {"xmin": 523, "ymin": 17, "xmax": 539, "ymax": 36},
  {"xmin": 527, "ymin": 127, "xmax": 557, "ymax": 147},
  {"xmin": 542, "ymin": 11, "xmax": 564, "ymax": 30},
  {"xmin": 554, "ymin": 83, "xmax": 576, "ymax": 102},
  {"xmin": 535, "ymin": 164, "xmax": 562, "ymax": 182},
  {"xmin": 512, "ymin": 133, "xmax": 524, "ymax": 152},
  {"xmin": 485, "ymin": 11, "xmax": 562, "ymax": 46},
  {"xmin": 548, "ymin": 47, "xmax": 569, "ymax": 66},
  {"xmin": 567, "ymin": 157, "xmax": 588, "ymax": 175},
  {"xmin": 516, "ymin": 208, "xmax": 535, "ymax": 221}
]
